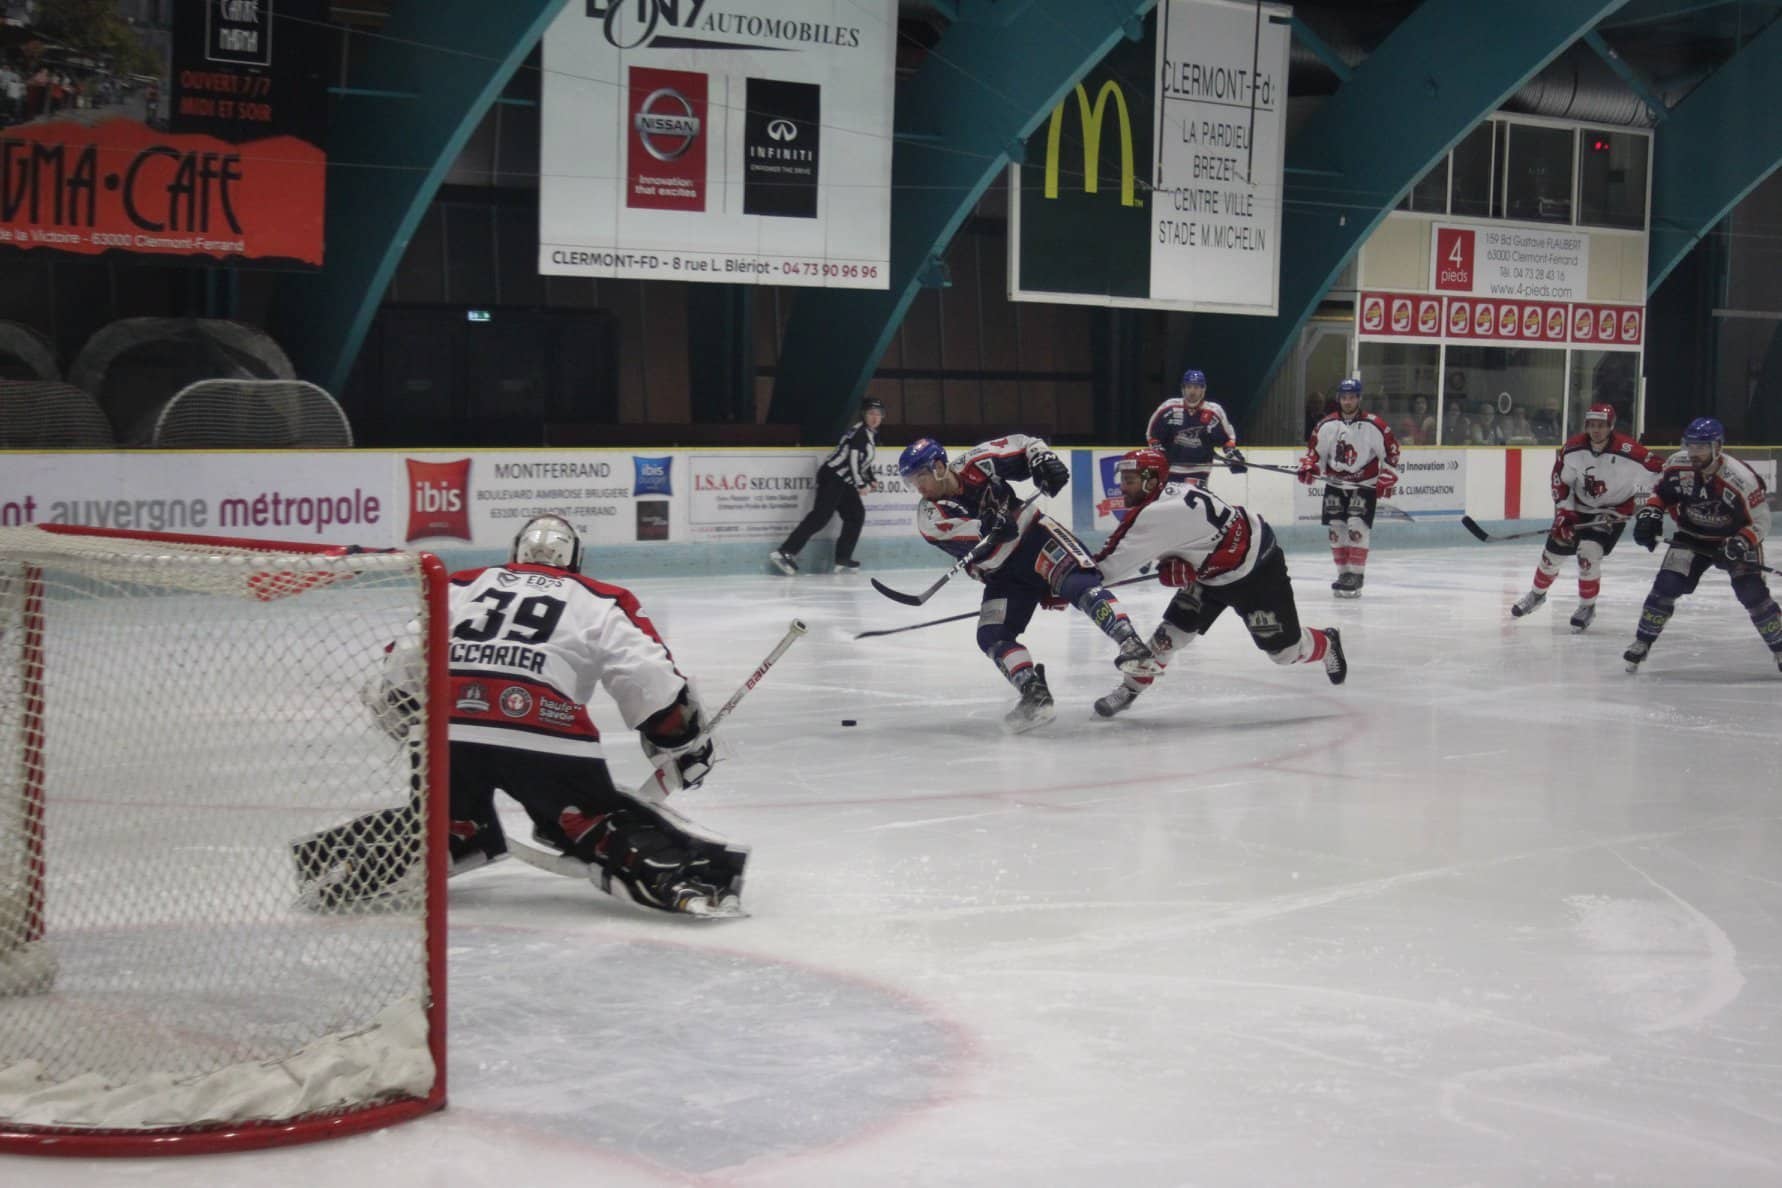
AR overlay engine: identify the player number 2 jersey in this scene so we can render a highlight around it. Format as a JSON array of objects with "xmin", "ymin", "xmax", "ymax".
[
  {"xmin": 445, "ymin": 564, "xmax": 687, "ymax": 759},
  {"xmin": 1095, "ymin": 482, "xmax": 1269, "ymax": 587}
]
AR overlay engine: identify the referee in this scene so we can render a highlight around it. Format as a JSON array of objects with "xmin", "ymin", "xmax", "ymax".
[{"xmin": 770, "ymin": 397, "xmax": 884, "ymax": 575}]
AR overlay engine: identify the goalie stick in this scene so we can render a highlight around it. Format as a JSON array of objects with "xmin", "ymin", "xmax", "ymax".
[
  {"xmin": 1460, "ymin": 513, "xmax": 1628, "ymax": 543},
  {"xmin": 871, "ymin": 494, "xmax": 1043, "ymax": 606},
  {"xmin": 854, "ymin": 569, "xmax": 1157, "ymax": 639}
]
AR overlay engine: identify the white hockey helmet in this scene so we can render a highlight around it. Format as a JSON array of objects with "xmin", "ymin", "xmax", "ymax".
[{"xmin": 511, "ymin": 514, "xmax": 583, "ymax": 571}]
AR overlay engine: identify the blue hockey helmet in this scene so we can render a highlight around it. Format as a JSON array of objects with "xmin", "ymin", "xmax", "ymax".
[
  {"xmin": 1336, "ymin": 378, "xmax": 1363, "ymax": 397},
  {"xmin": 1682, "ymin": 417, "xmax": 1724, "ymax": 445},
  {"xmin": 898, "ymin": 438, "xmax": 948, "ymax": 478},
  {"xmin": 1180, "ymin": 368, "xmax": 1207, "ymax": 389}
]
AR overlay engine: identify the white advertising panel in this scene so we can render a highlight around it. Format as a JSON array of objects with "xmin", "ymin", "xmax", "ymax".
[
  {"xmin": 1431, "ymin": 224, "xmax": 1590, "ymax": 302},
  {"xmin": 1292, "ymin": 449, "xmax": 1468, "ymax": 522},
  {"xmin": 1149, "ymin": 0, "xmax": 1291, "ymax": 314},
  {"xmin": 539, "ymin": 1, "xmax": 895, "ymax": 288},
  {"xmin": 0, "ymin": 453, "xmax": 392, "ymax": 544}
]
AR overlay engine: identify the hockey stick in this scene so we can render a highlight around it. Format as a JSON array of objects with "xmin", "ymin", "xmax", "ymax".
[
  {"xmin": 1211, "ymin": 459, "xmax": 1416, "ymax": 521},
  {"xmin": 1460, "ymin": 513, "xmax": 1628, "ymax": 543},
  {"xmin": 853, "ymin": 571, "xmax": 1157, "ymax": 640},
  {"xmin": 870, "ymin": 495, "xmax": 1042, "ymax": 607}
]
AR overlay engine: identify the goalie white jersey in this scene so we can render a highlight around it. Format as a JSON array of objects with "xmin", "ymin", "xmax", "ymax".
[{"xmin": 445, "ymin": 564, "xmax": 688, "ymax": 759}]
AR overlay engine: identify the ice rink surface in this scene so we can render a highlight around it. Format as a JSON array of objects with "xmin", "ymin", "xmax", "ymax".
[{"xmin": 19, "ymin": 542, "xmax": 1782, "ymax": 1186}]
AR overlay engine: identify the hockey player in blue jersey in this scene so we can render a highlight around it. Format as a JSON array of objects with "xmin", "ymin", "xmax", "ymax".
[
  {"xmin": 1624, "ymin": 417, "xmax": 1782, "ymax": 673},
  {"xmin": 897, "ymin": 436, "xmax": 1161, "ymax": 731}
]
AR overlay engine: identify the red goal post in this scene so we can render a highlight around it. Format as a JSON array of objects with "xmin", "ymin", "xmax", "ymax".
[{"xmin": 0, "ymin": 524, "xmax": 449, "ymax": 1154}]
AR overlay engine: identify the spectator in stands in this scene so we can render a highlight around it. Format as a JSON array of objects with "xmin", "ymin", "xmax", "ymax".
[
  {"xmin": 1394, "ymin": 394, "xmax": 1436, "ymax": 445},
  {"xmin": 1443, "ymin": 399, "xmax": 1478, "ymax": 445},
  {"xmin": 0, "ymin": 62, "xmax": 21, "ymax": 126},
  {"xmin": 1476, "ymin": 403, "xmax": 1508, "ymax": 446}
]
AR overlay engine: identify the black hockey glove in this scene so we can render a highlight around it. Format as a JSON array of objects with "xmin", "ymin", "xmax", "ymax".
[
  {"xmin": 1223, "ymin": 448, "xmax": 1247, "ymax": 475},
  {"xmin": 1723, "ymin": 527, "xmax": 1761, "ymax": 564},
  {"xmin": 1632, "ymin": 506, "xmax": 1664, "ymax": 551},
  {"xmin": 1030, "ymin": 450, "xmax": 1070, "ymax": 497},
  {"xmin": 979, "ymin": 476, "xmax": 1020, "ymax": 539}
]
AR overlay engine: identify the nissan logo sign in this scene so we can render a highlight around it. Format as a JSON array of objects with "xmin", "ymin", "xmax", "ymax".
[
  {"xmin": 766, "ymin": 118, "xmax": 798, "ymax": 142},
  {"xmin": 634, "ymin": 88, "xmax": 700, "ymax": 161}
]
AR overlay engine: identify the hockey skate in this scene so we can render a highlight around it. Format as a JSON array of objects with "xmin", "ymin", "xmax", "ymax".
[
  {"xmin": 1004, "ymin": 665, "xmax": 1056, "ymax": 733},
  {"xmin": 1332, "ymin": 572, "xmax": 1364, "ymax": 599},
  {"xmin": 1623, "ymin": 638, "xmax": 1651, "ymax": 672},
  {"xmin": 768, "ymin": 550, "xmax": 798, "ymax": 576},
  {"xmin": 1510, "ymin": 589, "xmax": 1546, "ymax": 618},
  {"xmin": 834, "ymin": 559, "xmax": 862, "ymax": 574},
  {"xmin": 1093, "ymin": 681, "xmax": 1143, "ymax": 718},
  {"xmin": 1323, "ymin": 628, "xmax": 1348, "ymax": 685},
  {"xmin": 1114, "ymin": 633, "xmax": 1163, "ymax": 678},
  {"xmin": 1569, "ymin": 602, "xmax": 1596, "ymax": 632}
]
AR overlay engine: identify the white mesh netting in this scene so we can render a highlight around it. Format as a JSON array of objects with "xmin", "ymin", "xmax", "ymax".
[
  {"xmin": 150, "ymin": 379, "xmax": 354, "ymax": 448},
  {"xmin": 0, "ymin": 529, "xmax": 440, "ymax": 1138},
  {"xmin": 0, "ymin": 381, "xmax": 116, "ymax": 448}
]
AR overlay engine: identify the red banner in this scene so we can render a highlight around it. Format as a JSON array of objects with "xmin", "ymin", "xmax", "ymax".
[
  {"xmin": 626, "ymin": 66, "xmax": 708, "ymax": 213},
  {"xmin": 1360, "ymin": 291, "xmax": 1643, "ymax": 349},
  {"xmin": 0, "ymin": 118, "xmax": 324, "ymax": 265}
]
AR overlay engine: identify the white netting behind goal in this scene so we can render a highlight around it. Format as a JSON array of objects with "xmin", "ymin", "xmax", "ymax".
[
  {"xmin": 147, "ymin": 379, "xmax": 354, "ymax": 448},
  {"xmin": 0, "ymin": 528, "xmax": 444, "ymax": 1150}
]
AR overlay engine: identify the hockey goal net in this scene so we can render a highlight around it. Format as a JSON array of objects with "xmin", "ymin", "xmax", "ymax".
[{"xmin": 0, "ymin": 525, "xmax": 448, "ymax": 1154}]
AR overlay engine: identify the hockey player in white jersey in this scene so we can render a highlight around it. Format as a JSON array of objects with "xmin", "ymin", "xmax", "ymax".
[
  {"xmin": 1623, "ymin": 418, "xmax": 1782, "ymax": 673},
  {"xmin": 1299, "ymin": 377, "xmax": 1400, "ymax": 597},
  {"xmin": 1089, "ymin": 448, "xmax": 1347, "ymax": 717},
  {"xmin": 1510, "ymin": 403, "xmax": 1662, "ymax": 631},
  {"xmin": 1144, "ymin": 367, "xmax": 1246, "ymax": 484},
  {"xmin": 296, "ymin": 515, "xmax": 747, "ymax": 917}
]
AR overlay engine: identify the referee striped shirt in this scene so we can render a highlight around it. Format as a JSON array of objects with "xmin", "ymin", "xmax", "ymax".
[{"xmin": 821, "ymin": 421, "xmax": 877, "ymax": 487}]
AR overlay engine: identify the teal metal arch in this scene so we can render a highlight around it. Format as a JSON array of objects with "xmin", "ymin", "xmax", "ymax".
[
  {"xmin": 271, "ymin": 0, "xmax": 570, "ymax": 395},
  {"xmin": 1184, "ymin": 0, "xmax": 1627, "ymax": 412},
  {"xmin": 767, "ymin": 0, "xmax": 1158, "ymax": 439},
  {"xmin": 1646, "ymin": 16, "xmax": 1782, "ymax": 295}
]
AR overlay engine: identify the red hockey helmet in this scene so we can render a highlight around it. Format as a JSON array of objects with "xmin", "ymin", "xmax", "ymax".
[
  {"xmin": 1113, "ymin": 447, "xmax": 1169, "ymax": 504},
  {"xmin": 1584, "ymin": 403, "xmax": 1615, "ymax": 424}
]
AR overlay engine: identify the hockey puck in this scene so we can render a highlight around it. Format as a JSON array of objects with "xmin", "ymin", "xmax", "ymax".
[{"xmin": 841, "ymin": 719, "xmax": 857, "ymax": 727}]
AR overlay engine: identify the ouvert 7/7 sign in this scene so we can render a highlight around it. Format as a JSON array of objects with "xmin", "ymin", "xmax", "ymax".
[{"xmin": 1008, "ymin": 0, "xmax": 1290, "ymax": 316}]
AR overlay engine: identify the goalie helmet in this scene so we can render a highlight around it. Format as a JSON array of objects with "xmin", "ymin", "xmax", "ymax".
[
  {"xmin": 1113, "ymin": 447, "xmax": 1170, "ymax": 505},
  {"xmin": 511, "ymin": 514, "xmax": 583, "ymax": 572}
]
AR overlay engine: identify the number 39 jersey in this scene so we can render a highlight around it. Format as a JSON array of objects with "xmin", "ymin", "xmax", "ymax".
[
  {"xmin": 1095, "ymin": 482, "xmax": 1269, "ymax": 587},
  {"xmin": 445, "ymin": 563, "xmax": 688, "ymax": 759}
]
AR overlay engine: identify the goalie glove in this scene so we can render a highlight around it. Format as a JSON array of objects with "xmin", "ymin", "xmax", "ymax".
[
  {"xmin": 1029, "ymin": 450, "xmax": 1070, "ymax": 497},
  {"xmin": 1633, "ymin": 505, "xmax": 1664, "ymax": 551},
  {"xmin": 1723, "ymin": 526, "xmax": 1761, "ymax": 564},
  {"xmin": 640, "ymin": 687, "xmax": 715, "ymax": 795},
  {"xmin": 361, "ymin": 636, "xmax": 423, "ymax": 740},
  {"xmin": 1222, "ymin": 447, "xmax": 1247, "ymax": 475}
]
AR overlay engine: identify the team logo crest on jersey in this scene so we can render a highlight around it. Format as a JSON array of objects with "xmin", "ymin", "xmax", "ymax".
[
  {"xmin": 1335, "ymin": 439, "xmax": 1358, "ymax": 467},
  {"xmin": 1583, "ymin": 470, "xmax": 1608, "ymax": 499},
  {"xmin": 499, "ymin": 686, "xmax": 534, "ymax": 718},
  {"xmin": 456, "ymin": 682, "xmax": 490, "ymax": 713}
]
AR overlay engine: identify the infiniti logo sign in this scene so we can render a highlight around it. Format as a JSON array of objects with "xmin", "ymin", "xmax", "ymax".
[
  {"xmin": 766, "ymin": 118, "xmax": 797, "ymax": 142},
  {"xmin": 634, "ymin": 88, "xmax": 700, "ymax": 161}
]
